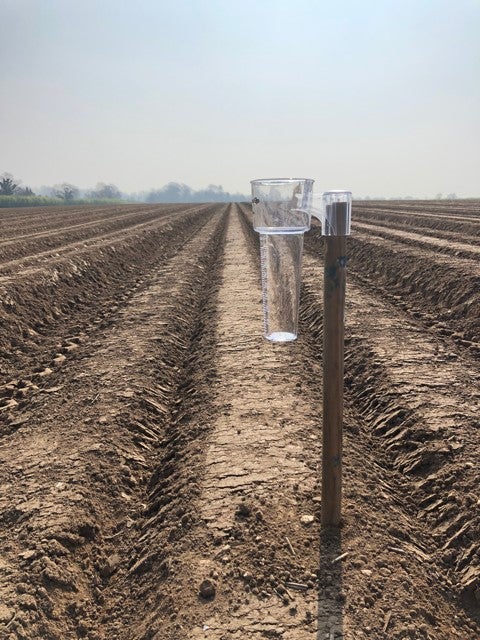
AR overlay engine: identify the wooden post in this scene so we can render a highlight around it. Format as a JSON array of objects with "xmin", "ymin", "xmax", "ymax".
[{"xmin": 321, "ymin": 234, "xmax": 346, "ymax": 527}]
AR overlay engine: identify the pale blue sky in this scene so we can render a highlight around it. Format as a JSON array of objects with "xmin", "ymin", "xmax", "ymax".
[{"xmin": 1, "ymin": 0, "xmax": 479, "ymax": 197}]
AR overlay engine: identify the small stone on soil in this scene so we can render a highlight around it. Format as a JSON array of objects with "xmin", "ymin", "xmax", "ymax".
[
  {"xmin": 199, "ymin": 579, "xmax": 216, "ymax": 599},
  {"xmin": 19, "ymin": 549, "xmax": 37, "ymax": 562},
  {"xmin": 300, "ymin": 514, "xmax": 315, "ymax": 525}
]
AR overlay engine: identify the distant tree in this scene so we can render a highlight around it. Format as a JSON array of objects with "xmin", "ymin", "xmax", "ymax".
[
  {"xmin": 146, "ymin": 182, "xmax": 193, "ymax": 203},
  {"xmin": 89, "ymin": 182, "xmax": 122, "ymax": 199},
  {"xmin": 15, "ymin": 186, "xmax": 35, "ymax": 196},
  {"xmin": 435, "ymin": 193, "xmax": 443, "ymax": 200},
  {"xmin": 144, "ymin": 182, "xmax": 249, "ymax": 203},
  {"xmin": 53, "ymin": 183, "xmax": 79, "ymax": 202},
  {"xmin": 446, "ymin": 193, "xmax": 457, "ymax": 200},
  {"xmin": 0, "ymin": 173, "xmax": 19, "ymax": 195}
]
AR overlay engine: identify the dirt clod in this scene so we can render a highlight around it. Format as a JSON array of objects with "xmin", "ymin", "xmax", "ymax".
[
  {"xmin": 199, "ymin": 579, "xmax": 216, "ymax": 600},
  {"xmin": 99, "ymin": 553, "xmax": 121, "ymax": 579},
  {"xmin": 236, "ymin": 501, "xmax": 252, "ymax": 518},
  {"xmin": 0, "ymin": 604, "xmax": 14, "ymax": 623}
]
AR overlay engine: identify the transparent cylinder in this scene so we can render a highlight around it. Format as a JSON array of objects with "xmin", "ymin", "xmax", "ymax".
[
  {"xmin": 260, "ymin": 232, "xmax": 304, "ymax": 342},
  {"xmin": 251, "ymin": 178, "xmax": 314, "ymax": 233},
  {"xmin": 322, "ymin": 190, "xmax": 352, "ymax": 236},
  {"xmin": 251, "ymin": 178, "xmax": 314, "ymax": 342}
]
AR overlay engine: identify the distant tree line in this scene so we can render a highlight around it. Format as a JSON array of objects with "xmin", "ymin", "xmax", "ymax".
[
  {"xmin": 4, "ymin": 171, "xmax": 466, "ymax": 206},
  {"xmin": 0, "ymin": 173, "xmax": 121, "ymax": 201},
  {"xmin": 142, "ymin": 182, "xmax": 248, "ymax": 203},
  {"xmin": 1, "ymin": 172, "xmax": 249, "ymax": 206},
  {"xmin": 435, "ymin": 193, "xmax": 458, "ymax": 200}
]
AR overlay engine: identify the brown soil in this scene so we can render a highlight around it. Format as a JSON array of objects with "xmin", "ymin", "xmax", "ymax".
[{"xmin": 0, "ymin": 201, "xmax": 479, "ymax": 639}]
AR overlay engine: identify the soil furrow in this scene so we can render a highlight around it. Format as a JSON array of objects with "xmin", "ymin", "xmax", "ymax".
[
  {"xmin": 347, "ymin": 230, "xmax": 480, "ymax": 276},
  {"xmin": 0, "ymin": 205, "xmax": 229, "ymax": 639},
  {"xmin": 298, "ymin": 284, "xmax": 479, "ymax": 640},
  {"xmin": 143, "ymin": 204, "xmax": 326, "ymax": 640},
  {"xmin": 0, "ymin": 205, "xmax": 189, "ymax": 238},
  {"xmin": 352, "ymin": 214, "xmax": 480, "ymax": 246},
  {"xmin": 302, "ymin": 251, "xmax": 480, "ymax": 609},
  {"xmin": 353, "ymin": 221, "xmax": 480, "ymax": 259},
  {"xmin": 0, "ymin": 205, "xmax": 211, "ymax": 274},
  {"xmin": 305, "ymin": 228, "xmax": 480, "ymax": 350},
  {"xmin": 0, "ymin": 205, "xmax": 219, "ymax": 423},
  {"xmin": 0, "ymin": 205, "xmax": 131, "ymax": 238},
  {"xmin": 0, "ymin": 204, "xmax": 190, "ymax": 246},
  {"xmin": 0, "ymin": 206, "xmax": 158, "ymax": 247},
  {"xmin": 237, "ymin": 203, "xmax": 479, "ymax": 638},
  {"xmin": 353, "ymin": 202, "xmax": 480, "ymax": 227}
]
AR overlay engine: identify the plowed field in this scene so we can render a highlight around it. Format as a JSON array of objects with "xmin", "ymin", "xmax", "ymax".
[{"xmin": 0, "ymin": 201, "xmax": 479, "ymax": 640}]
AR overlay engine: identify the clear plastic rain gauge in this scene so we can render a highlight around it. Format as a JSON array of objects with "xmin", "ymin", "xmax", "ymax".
[{"xmin": 251, "ymin": 178, "xmax": 352, "ymax": 526}]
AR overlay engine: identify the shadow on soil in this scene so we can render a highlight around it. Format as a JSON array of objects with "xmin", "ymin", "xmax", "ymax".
[{"xmin": 317, "ymin": 527, "xmax": 344, "ymax": 639}]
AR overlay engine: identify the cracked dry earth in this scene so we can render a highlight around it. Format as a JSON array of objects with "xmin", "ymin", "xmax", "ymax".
[{"xmin": 0, "ymin": 201, "xmax": 479, "ymax": 640}]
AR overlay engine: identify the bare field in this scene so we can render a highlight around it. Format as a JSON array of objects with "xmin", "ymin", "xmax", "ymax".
[{"xmin": 0, "ymin": 201, "xmax": 479, "ymax": 639}]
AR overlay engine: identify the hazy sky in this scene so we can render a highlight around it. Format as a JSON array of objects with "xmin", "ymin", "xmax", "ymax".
[{"xmin": 1, "ymin": 0, "xmax": 479, "ymax": 198}]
